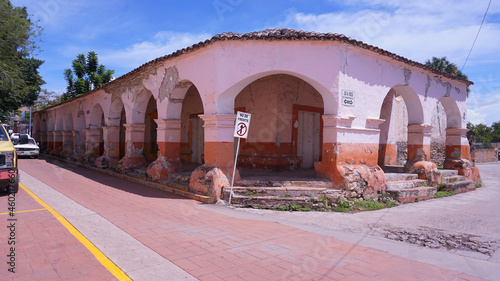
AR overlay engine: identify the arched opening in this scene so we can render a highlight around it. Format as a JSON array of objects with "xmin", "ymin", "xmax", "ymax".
[
  {"xmin": 41, "ymin": 118, "xmax": 47, "ymax": 151},
  {"xmin": 180, "ymin": 85, "xmax": 204, "ymax": 166},
  {"xmin": 439, "ymin": 96, "xmax": 467, "ymax": 162},
  {"xmin": 108, "ymin": 98, "xmax": 127, "ymax": 159},
  {"xmin": 119, "ymin": 108, "xmax": 126, "ymax": 158},
  {"xmin": 234, "ymin": 74, "xmax": 324, "ymax": 171},
  {"xmin": 431, "ymin": 100, "xmax": 447, "ymax": 166},
  {"xmin": 64, "ymin": 113, "xmax": 74, "ymax": 155},
  {"xmin": 89, "ymin": 104, "xmax": 105, "ymax": 156},
  {"xmin": 378, "ymin": 85, "xmax": 424, "ymax": 168},
  {"xmin": 75, "ymin": 110, "xmax": 86, "ymax": 156},
  {"xmin": 378, "ymin": 90, "xmax": 408, "ymax": 166},
  {"xmin": 144, "ymin": 96, "xmax": 158, "ymax": 162}
]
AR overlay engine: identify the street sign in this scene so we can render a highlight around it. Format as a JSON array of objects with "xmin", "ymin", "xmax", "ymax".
[
  {"xmin": 233, "ymin": 111, "xmax": 251, "ymax": 139},
  {"xmin": 341, "ymin": 89, "xmax": 355, "ymax": 107},
  {"xmin": 229, "ymin": 111, "xmax": 252, "ymax": 205}
]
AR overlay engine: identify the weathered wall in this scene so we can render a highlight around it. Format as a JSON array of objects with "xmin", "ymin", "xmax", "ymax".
[
  {"xmin": 430, "ymin": 101, "xmax": 447, "ymax": 166},
  {"xmin": 234, "ymin": 74, "xmax": 323, "ymax": 170},
  {"xmin": 180, "ymin": 86, "xmax": 204, "ymax": 164},
  {"xmin": 474, "ymin": 149, "xmax": 498, "ymax": 163}
]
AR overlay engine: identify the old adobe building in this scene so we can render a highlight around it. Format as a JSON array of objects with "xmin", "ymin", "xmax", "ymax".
[{"xmin": 33, "ymin": 29, "xmax": 480, "ymax": 202}]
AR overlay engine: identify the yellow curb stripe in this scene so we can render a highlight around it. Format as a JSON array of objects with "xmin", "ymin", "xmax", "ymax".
[
  {"xmin": 0, "ymin": 208, "xmax": 46, "ymax": 216},
  {"xmin": 20, "ymin": 183, "xmax": 132, "ymax": 281}
]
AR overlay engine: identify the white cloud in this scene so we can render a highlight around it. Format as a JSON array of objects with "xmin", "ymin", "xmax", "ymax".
[
  {"xmin": 100, "ymin": 31, "xmax": 211, "ymax": 71},
  {"xmin": 281, "ymin": 0, "xmax": 500, "ymax": 125},
  {"xmin": 467, "ymin": 90, "xmax": 500, "ymax": 125},
  {"xmin": 281, "ymin": 0, "xmax": 500, "ymax": 64}
]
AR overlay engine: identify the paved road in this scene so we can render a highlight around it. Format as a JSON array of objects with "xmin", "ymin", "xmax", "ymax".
[{"xmin": 1, "ymin": 158, "xmax": 498, "ymax": 280}]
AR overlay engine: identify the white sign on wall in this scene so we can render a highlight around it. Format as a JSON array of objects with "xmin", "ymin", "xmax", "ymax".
[
  {"xmin": 234, "ymin": 111, "xmax": 251, "ymax": 139},
  {"xmin": 341, "ymin": 89, "xmax": 355, "ymax": 107}
]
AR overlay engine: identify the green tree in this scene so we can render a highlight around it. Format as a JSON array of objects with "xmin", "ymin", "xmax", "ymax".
[
  {"xmin": 468, "ymin": 122, "xmax": 493, "ymax": 144},
  {"xmin": 34, "ymin": 89, "xmax": 61, "ymax": 110},
  {"xmin": 0, "ymin": 0, "xmax": 45, "ymax": 112},
  {"xmin": 491, "ymin": 121, "xmax": 500, "ymax": 143},
  {"xmin": 63, "ymin": 51, "xmax": 114, "ymax": 100}
]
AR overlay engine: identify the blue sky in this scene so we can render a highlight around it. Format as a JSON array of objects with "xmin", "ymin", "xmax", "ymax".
[{"xmin": 12, "ymin": 0, "xmax": 500, "ymax": 125}]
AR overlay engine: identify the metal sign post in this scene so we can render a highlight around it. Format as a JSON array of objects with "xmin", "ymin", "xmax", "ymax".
[{"xmin": 229, "ymin": 111, "xmax": 251, "ymax": 206}]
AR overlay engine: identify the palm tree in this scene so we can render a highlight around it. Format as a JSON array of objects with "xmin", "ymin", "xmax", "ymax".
[{"xmin": 425, "ymin": 56, "xmax": 468, "ymax": 80}]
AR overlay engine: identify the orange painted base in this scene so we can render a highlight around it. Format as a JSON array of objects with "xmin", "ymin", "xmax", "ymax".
[
  {"xmin": 107, "ymin": 141, "xmax": 121, "ymax": 158},
  {"xmin": 407, "ymin": 144, "xmax": 431, "ymax": 162},
  {"xmin": 204, "ymin": 142, "xmax": 234, "ymax": 175},
  {"xmin": 238, "ymin": 155, "xmax": 301, "ymax": 170},
  {"xmin": 378, "ymin": 143, "xmax": 397, "ymax": 166},
  {"xmin": 157, "ymin": 142, "xmax": 181, "ymax": 164},
  {"xmin": 315, "ymin": 142, "xmax": 385, "ymax": 197},
  {"xmin": 446, "ymin": 145, "xmax": 471, "ymax": 160}
]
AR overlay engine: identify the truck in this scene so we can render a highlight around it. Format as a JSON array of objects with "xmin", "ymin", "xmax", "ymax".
[{"xmin": 0, "ymin": 123, "xmax": 21, "ymax": 194}]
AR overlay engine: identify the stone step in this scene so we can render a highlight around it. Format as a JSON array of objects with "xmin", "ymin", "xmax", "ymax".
[
  {"xmin": 387, "ymin": 186, "xmax": 437, "ymax": 203},
  {"xmin": 385, "ymin": 173, "xmax": 419, "ymax": 182},
  {"xmin": 227, "ymin": 195, "xmax": 316, "ymax": 209},
  {"xmin": 385, "ymin": 179, "xmax": 428, "ymax": 191},
  {"xmin": 438, "ymin": 169, "xmax": 459, "ymax": 177},
  {"xmin": 224, "ymin": 186, "xmax": 328, "ymax": 198},
  {"xmin": 441, "ymin": 175, "xmax": 466, "ymax": 183},
  {"xmin": 234, "ymin": 179, "xmax": 333, "ymax": 188},
  {"xmin": 168, "ymin": 173, "xmax": 191, "ymax": 184},
  {"xmin": 439, "ymin": 180, "xmax": 476, "ymax": 194},
  {"xmin": 381, "ymin": 165, "xmax": 405, "ymax": 173}
]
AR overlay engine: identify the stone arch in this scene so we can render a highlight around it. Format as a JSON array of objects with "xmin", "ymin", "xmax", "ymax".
[
  {"xmin": 131, "ymin": 89, "xmax": 154, "ymax": 124},
  {"xmin": 109, "ymin": 97, "xmax": 126, "ymax": 158},
  {"xmin": 76, "ymin": 110, "xmax": 86, "ymax": 130},
  {"xmin": 64, "ymin": 113, "xmax": 74, "ymax": 131},
  {"xmin": 41, "ymin": 118, "xmax": 47, "ymax": 132},
  {"xmin": 439, "ymin": 96, "xmax": 462, "ymax": 129},
  {"xmin": 216, "ymin": 70, "xmax": 336, "ymax": 116},
  {"xmin": 109, "ymin": 97, "xmax": 124, "ymax": 126},
  {"xmin": 179, "ymin": 84, "xmax": 205, "ymax": 165},
  {"xmin": 55, "ymin": 115, "xmax": 64, "ymax": 131},
  {"xmin": 48, "ymin": 117, "xmax": 55, "ymax": 132},
  {"xmin": 144, "ymin": 95, "xmax": 158, "ymax": 162},
  {"xmin": 75, "ymin": 110, "xmax": 86, "ymax": 156},
  {"xmin": 89, "ymin": 104, "xmax": 105, "ymax": 129},
  {"xmin": 378, "ymin": 85, "xmax": 425, "ymax": 166},
  {"xmin": 89, "ymin": 104, "xmax": 105, "ymax": 156},
  {"xmin": 165, "ymin": 81, "xmax": 198, "ymax": 119},
  {"xmin": 234, "ymin": 73, "xmax": 324, "ymax": 170}
]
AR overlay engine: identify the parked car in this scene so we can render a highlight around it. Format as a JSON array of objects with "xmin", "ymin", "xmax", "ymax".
[
  {"xmin": 0, "ymin": 123, "xmax": 19, "ymax": 194},
  {"xmin": 14, "ymin": 134, "xmax": 39, "ymax": 158}
]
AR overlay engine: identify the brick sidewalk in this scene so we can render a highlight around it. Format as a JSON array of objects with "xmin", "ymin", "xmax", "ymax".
[
  {"xmin": 19, "ymin": 158, "xmax": 485, "ymax": 280},
  {"xmin": 0, "ymin": 187, "xmax": 116, "ymax": 280}
]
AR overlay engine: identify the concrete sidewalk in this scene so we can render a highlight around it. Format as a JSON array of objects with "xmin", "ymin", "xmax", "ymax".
[{"xmin": 16, "ymin": 158, "xmax": 491, "ymax": 280}]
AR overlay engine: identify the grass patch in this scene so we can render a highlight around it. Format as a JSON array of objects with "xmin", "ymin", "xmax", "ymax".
[
  {"xmin": 331, "ymin": 197, "xmax": 398, "ymax": 212},
  {"xmin": 476, "ymin": 182, "xmax": 482, "ymax": 188},
  {"xmin": 245, "ymin": 190, "xmax": 259, "ymax": 197},
  {"xmin": 434, "ymin": 190, "xmax": 455, "ymax": 198}
]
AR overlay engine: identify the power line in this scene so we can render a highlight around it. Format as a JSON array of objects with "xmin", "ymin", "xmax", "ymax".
[{"xmin": 462, "ymin": 0, "xmax": 492, "ymax": 71}]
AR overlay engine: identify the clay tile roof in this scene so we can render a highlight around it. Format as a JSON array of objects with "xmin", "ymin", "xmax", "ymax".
[{"xmin": 39, "ymin": 28, "xmax": 472, "ymax": 111}]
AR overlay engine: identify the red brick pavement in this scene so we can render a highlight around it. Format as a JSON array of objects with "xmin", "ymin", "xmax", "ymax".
[
  {"xmin": 0, "ymin": 184, "xmax": 117, "ymax": 281},
  {"xmin": 19, "ymin": 158, "xmax": 485, "ymax": 280}
]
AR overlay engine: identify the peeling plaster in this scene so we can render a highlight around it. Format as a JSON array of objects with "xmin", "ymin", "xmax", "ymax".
[
  {"xmin": 403, "ymin": 68, "xmax": 412, "ymax": 85},
  {"xmin": 159, "ymin": 66, "xmax": 180, "ymax": 102},
  {"xmin": 425, "ymin": 75, "xmax": 431, "ymax": 99}
]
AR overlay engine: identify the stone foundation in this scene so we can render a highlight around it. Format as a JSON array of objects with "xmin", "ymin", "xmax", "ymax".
[{"xmin": 146, "ymin": 156, "xmax": 177, "ymax": 181}]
